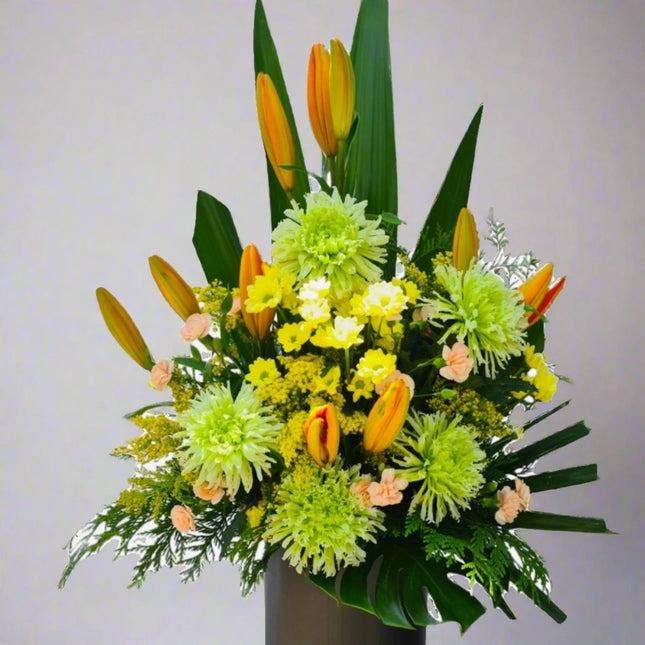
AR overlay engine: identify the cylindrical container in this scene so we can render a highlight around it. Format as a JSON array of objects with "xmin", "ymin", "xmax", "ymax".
[{"xmin": 264, "ymin": 553, "xmax": 426, "ymax": 645}]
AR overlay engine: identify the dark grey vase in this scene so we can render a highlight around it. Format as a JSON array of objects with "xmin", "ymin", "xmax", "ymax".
[{"xmin": 264, "ymin": 553, "xmax": 426, "ymax": 645}]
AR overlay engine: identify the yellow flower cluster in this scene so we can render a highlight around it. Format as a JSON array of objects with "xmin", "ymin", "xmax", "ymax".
[
  {"xmin": 245, "ymin": 264, "xmax": 298, "ymax": 313},
  {"xmin": 276, "ymin": 410, "xmax": 309, "ymax": 466},
  {"xmin": 399, "ymin": 257, "xmax": 431, "ymax": 295},
  {"xmin": 193, "ymin": 280, "xmax": 230, "ymax": 315},
  {"xmin": 113, "ymin": 414, "xmax": 181, "ymax": 463},
  {"xmin": 523, "ymin": 346, "xmax": 559, "ymax": 402},
  {"xmin": 245, "ymin": 502, "xmax": 266, "ymax": 529},
  {"xmin": 431, "ymin": 251, "xmax": 454, "ymax": 269},
  {"xmin": 431, "ymin": 388, "xmax": 513, "ymax": 441},
  {"xmin": 170, "ymin": 371, "xmax": 202, "ymax": 413}
]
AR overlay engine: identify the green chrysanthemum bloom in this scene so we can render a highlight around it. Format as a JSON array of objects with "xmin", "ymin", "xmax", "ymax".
[
  {"xmin": 176, "ymin": 383, "xmax": 282, "ymax": 497},
  {"xmin": 429, "ymin": 263, "xmax": 526, "ymax": 377},
  {"xmin": 394, "ymin": 411, "xmax": 485, "ymax": 525},
  {"xmin": 271, "ymin": 188, "xmax": 389, "ymax": 302},
  {"xmin": 263, "ymin": 465, "xmax": 385, "ymax": 576}
]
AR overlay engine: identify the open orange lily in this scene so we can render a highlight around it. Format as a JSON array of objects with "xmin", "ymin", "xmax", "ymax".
[{"xmin": 518, "ymin": 263, "xmax": 566, "ymax": 327}]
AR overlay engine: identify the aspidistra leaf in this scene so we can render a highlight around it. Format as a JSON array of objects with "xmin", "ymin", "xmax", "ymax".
[
  {"xmin": 192, "ymin": 190, "xmax": 243, "ymax": 288},
  {"xmin": 412, "ymin": 106, "xmax": 483, "ymax": 271},
  {"xmin": 346, "ymin": 0, "xmax": 398, "ymax": 277}
]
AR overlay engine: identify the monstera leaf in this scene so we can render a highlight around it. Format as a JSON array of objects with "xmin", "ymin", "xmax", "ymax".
[{"xmin": 310, "ymin": 539, "xmax": 485, "ymax": 632}]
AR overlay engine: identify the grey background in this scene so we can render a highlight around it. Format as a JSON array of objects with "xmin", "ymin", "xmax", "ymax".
[{"xmin": 2, "ymin": 0, "xmax": 643, "ymax": 643}]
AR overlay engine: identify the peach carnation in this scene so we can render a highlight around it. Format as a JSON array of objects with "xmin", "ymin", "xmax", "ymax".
[
  {"xmin": 412, "ymin": 305, "xmax": 435, "ymax": 323},
  {"xmin": 375, "ymin": 370, "xmax": 415, "ymax": 396},
  {"xmin": 439, "ymin": 341, "xmax": 474, "ymax": 383},
  {"xmin": 149, "ymin": 359, "xmax": 173, "ymax": 391},
  {"xmin": 193, "ymin": 481, "xmax": 226, "ymax": 505},
  {"xmin": 495, "ymin": 486, "xmax": 521, "ymax": 525},
  {"xmin": 180, "ymin": 312, "xmax": 212, "ymax": 342},
  {"xmin": 368, "ymin": 468, "xmax": 408, "ymax": 507},
  {"xmin": 515, "ymin": 478, "xmax": 531, "ymax": 511},
  {"xmin": 350, "ymin": 477, "xmax": 373, "ymax": 507},
  {"xmin": 170, "ymin": 505, "xmax": 196, "ymax": 533}
]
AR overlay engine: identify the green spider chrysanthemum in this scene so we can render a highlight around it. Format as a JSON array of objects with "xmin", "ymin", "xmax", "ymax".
[
  {"xmin": 263, "ymin": 465, "xmax": 385, "ymax": 576},
  {"xmin": 175, "ymin": 383, "xmax": 282, "ymax": 497},
  {"xmin": 429, "ymin": 262, "xmax": 526, "ymax": 377},
  {"xmin": 394, "ymin": 411, "xmax": 485, "ymax": 525},
  {"xmin": 271, "ymin": 188, "xmax": 389, "ymax": 302}
]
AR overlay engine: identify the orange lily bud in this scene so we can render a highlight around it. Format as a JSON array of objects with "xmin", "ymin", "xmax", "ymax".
[
  {"xmin": 307, "ymin": 43, "xmax": 338, "ymax": 158},
  {"xmin": 303, "ymin": 404, "xmax": 340, "ymax": 467},
  {"xmin": 256, "ymin": 72, "xmax": 295, "ymax": 193},
  {"xmin": 518, "ymin": 263, "xmax": 553, "ymax": 312},
  {"xmin": 96, "ymin": 287, "xmax": 154, "ymax": 370},
  {"xmin": 363, "ymin": 379, "xmax": 411, "ymax": 453},
  {"xmin": 329, "ymin": 38, "xmax": 355, "ymax": 141},
  {"xmin": 148, "ymin": 255, "xmax": 200, "ymax": 321},
  {"xmin": 239, "ymin": 244, "xmax": 274, "ymax": 340},
  {"xmin": 527, "ymin": 276, "xmax": 566, "ymax": 327},
  {"xmin": 452, "ymin": 207, "xmax": 479, "ymax": 271}
]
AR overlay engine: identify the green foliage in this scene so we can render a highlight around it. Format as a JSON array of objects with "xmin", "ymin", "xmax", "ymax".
[
  {"xmin": 227, "ymin": 522, "xmax": 278, "ymax": 596},
  {"xmin": 412, "ymin": 106, "xmax": 483, "ymax": 271},
  {"xmin": 404, "ymin": 514, "xmax": 560, "ymax": 620},
  {"xmin": 311, "ymin": 535, "xmax": 486, "ymax": 632},
  {"xmin": 192, "ymin": 191, "xmax": 243, "ymax": 288},
  {"xmin": 485, "ymin": 212, "xmax": 540, "ymax": 286},
  {"xmin": 346, "ymin": 0, "xmax": 398, "ymax": 278},
  {"xmin": 59, "ymin": 463, "xmax": 245, "ymax": 589}
]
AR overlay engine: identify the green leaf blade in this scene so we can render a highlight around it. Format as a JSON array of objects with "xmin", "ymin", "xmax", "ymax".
[
  {"xmin": 411, "ymin": 106, "xmax": 483, "ymax": 270},
  {"xmin": 512, "ymin": 511, "xmax": 612, "ymax": 533},
  {"xmin": 192, "ymin": 191, "xmax": 243, "ymax": 288},
  {"xmin": 522, "ymin": 464, "xmax": 598, "ymax": 493},
  {"xmin": 346, "ymin": 0, "xmax": 398, "ymax": 276},
  {"xmin": 501, "ymin": 421, "xmax": 591, "ymax": 473}
]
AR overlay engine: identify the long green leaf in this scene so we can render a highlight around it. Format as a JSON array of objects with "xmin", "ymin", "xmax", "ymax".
[
  {"xmin": 411, "ymin": 106, "xmax": 483, "ymax": 271},
  {"xmin": 253, "ymin": 0, "xmax": 308, "ymax": 229},
  {"xmin": 523, "ymin": 399, "xmax": 571, "ymax": 432},
  {"xmin": 192, "ymin": 190, "xmax": 243, "ymax": 287},
  {"xmin": 522, "ymin": 464, "xmax": 598, "ymax": 493},
  {"xmin": 500, "ymin": 421, "xmax": 590, "ymax": 473},
  {"xmin": 508, "ymin": 568, "xmax": 567, "ymax": 624},
  {"xmin": 346, "ymin": 0, "xmax": 398, "ymax": 277},
  {"xmin": 512, "ymin": 511, "xmax": 612, "ymax": 533}
]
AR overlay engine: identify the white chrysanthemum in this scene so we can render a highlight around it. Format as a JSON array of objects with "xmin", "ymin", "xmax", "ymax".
[
  {"xmin": 176, "ymin": 383, "xmax": 282, "ymax": 497},
  {"xmin": 271, "ymin": 188, "xmax": 389, "ymax": 302}
]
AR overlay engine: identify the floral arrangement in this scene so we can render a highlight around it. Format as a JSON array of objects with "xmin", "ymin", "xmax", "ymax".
[{"xmin": 60, "ymin": 0, "xmax": 609, "ymax": 633}]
